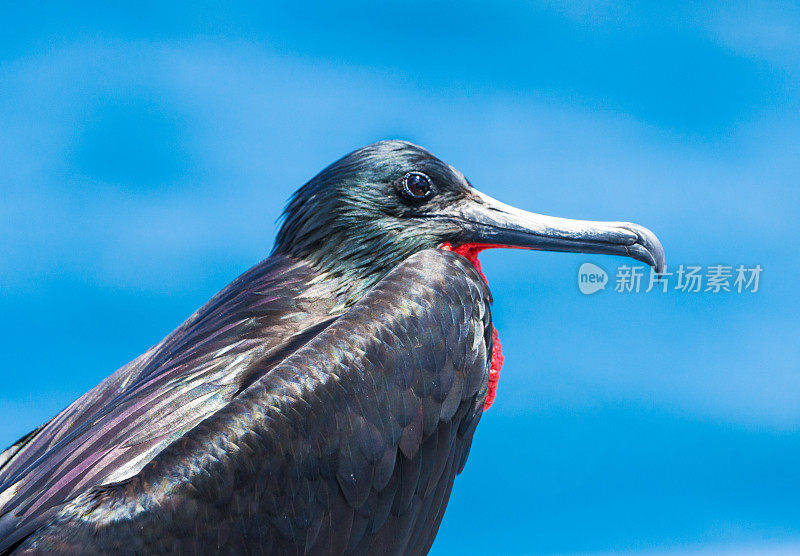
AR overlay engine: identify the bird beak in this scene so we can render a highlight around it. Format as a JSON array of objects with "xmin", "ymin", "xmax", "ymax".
[{"xmin": 447, "ymin": 189, "xmax": 665, "ymax": 272}]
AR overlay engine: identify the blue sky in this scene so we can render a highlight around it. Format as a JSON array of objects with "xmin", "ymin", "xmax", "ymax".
[{"xmin": 1, "ymin": 2, "xmax": 799, "ymax": 554}]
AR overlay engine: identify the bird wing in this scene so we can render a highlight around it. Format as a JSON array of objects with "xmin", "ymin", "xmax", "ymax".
[
  {"xmin": 0, "ymin": 255, "xmax": 343, "ymax": 550},
  {"xmin": 5, "ymin": 249, "xmax": 494, "ymax": 555}
]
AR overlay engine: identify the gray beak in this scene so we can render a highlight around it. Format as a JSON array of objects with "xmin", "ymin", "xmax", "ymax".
[{"xmin": 448, "ymin": 189, "xmax": 665, "ymax": 272}]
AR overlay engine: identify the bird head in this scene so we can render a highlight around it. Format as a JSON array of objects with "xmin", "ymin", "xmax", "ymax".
[{"xmin": 273, "ymin": 140, "xmax": 664, "ymax": 300}]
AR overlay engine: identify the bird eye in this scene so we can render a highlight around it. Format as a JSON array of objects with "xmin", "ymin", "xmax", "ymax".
[{"xmin": 401, "ymin": 172, "xmax": 433, "ymax": 201}]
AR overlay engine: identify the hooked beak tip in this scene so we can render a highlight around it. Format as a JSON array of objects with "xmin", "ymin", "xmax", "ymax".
[{"xmin": 617, "ymin": 222, "xmax": 666, "ymax": 274}]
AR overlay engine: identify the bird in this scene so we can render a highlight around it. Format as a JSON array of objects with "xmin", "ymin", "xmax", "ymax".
[{"xmin": 0, "ymin": 140, "xmax": 664, "ymax": 555}]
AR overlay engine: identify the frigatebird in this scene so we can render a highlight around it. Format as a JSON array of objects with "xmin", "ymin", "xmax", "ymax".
[{"xmin": 0, "ymin": 140, "xmax": 664, "ymax": 554}]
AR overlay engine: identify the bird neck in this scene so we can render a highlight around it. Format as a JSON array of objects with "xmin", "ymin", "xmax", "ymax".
[
  {"xmin": 440, "ymin": 242, "xmax": 503, "ymax": 411},
  {"xmin": 313, "ymin": 255, "xmax": 408, "ymax": 310}
]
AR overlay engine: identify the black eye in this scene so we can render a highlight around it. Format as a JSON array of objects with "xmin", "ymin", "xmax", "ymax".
[{"xmin": 401, "ymin": 172, "xmax": 433, "ymax": 201}]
